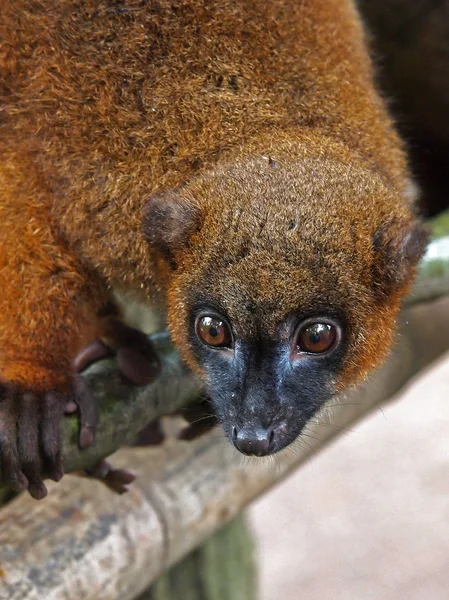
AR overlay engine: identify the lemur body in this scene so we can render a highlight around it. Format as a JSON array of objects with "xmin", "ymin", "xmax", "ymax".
[{"xmin": 0, "ymin": 0, "xmax": 427, "ymax": 496}]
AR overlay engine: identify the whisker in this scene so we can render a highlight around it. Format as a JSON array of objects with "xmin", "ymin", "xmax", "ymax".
[
  {"xmin": 183, "ymin": 414, "xmax": 217, "ymax": 426},
  {"xmin": 377, "ymin": 405, "xmax": 387, "ymax": 420},
  {"xmin": 299, "ymin": 431, "xmax": 321, "ymax": 443},
  {"xmin": 325, "ymin": 401, "xmax": 367, "ymax": 408},
  {"xmin": 287, "ymin": 439, "xmax": 314, "ymax": 467},
  {"xmin": 308, "ymin": 420, "xmax": 355, "ymax": 435}
]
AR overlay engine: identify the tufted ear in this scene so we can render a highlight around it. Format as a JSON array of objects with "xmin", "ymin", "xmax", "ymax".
[
  {"xmin": 371, "ymin": 219, "xmax": 429, "ymax": 298},
  {"xmin": 143, "ymin": 190, "xmax": 202, "ymax": 264}
]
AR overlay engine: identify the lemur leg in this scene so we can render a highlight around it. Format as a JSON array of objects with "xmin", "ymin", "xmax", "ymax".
[
  {"xmin": 0, "ymin": 192, "xmax": 106, "ymax": 499},
  {"xmin": 77, "ymin": 318, "xmax": 216, "ymax": 443},
  {"xmin": 74, "ymin": 316, "xmax": 160, "ymax": 386},
  {"xmin": 73, "ymin": 316, "xmax": 162, "ymax": 494},
  {"xmin": 73, "ymin": 318, "xmax": 216, "ymax": 494}
]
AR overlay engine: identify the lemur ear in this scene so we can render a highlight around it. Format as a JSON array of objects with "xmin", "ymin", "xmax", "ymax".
[
  {"xmin": 372, "ymin": 219, "xmax": 429, "ymax": 298},
  {"xmin": 143, "ymin": 190, "xmax": 202, "ymax": 262}
]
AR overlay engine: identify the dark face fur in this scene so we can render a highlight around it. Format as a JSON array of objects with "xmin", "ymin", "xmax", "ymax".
[
  {"xmin": 144, "ymin": 154, "xmax": 427, "ymax": 456},
  {"xmin": 189, "ymin": 306, "xmax": 346, "ymax": 455}
]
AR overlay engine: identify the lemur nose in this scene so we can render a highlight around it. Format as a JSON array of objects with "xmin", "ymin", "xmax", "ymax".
[{"xmin": 232, "ymin": 426, "xmax": 275, "ymax": 456}]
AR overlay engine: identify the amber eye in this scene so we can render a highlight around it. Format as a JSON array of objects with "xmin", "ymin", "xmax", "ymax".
[
  {"xmin": 295, "ymin": 321, "xmax": 338, "ymax": 355},
  {"xmin": 196, "ymin": 315, "xmax": 232, "ymax": 348}
]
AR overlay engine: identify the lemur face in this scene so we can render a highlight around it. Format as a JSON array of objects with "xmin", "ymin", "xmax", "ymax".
[
  {"xmin": 187, "ymin": 303, "xmax": 346, "ymax": 455},
  {"xmin": 144, "ymin": 155, "xmax": 427, "ymax": 455}
]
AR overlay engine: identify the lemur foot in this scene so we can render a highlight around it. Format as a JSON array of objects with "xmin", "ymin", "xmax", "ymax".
[
  {"xmin": 134, "ymin": 419, "xmax": 165, "ymax": 446},
  {"xmin": 84, "ymin": 459, "xmax": 136, "ymax": 495},
  {"xmin": 0, "ymin": 376, "xmax": 97, "ymax": 500},
  {"xmin": 74, "ymin": 318, "xmax": 161, "ymax": 494},
  {"xmin": 178, "ymin": 399, "xmax": 218, "ymax": 441},
  {"xmin": 74, "ymin": 318, "xmax": 160, "ymax": 386}
]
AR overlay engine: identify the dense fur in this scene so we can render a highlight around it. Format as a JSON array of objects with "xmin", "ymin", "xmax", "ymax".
[{"xmin": 0, "ymin": 0, "xmax": 427, "ymax": 490}]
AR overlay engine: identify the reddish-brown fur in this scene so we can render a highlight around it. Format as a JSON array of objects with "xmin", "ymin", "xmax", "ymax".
[{"xmin": 0, "ymin": 0, "xmax": 426, "ymax": 488}]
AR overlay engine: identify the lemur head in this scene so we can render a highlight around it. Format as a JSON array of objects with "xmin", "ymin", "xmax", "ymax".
[{"xmin": 144, "ymin": 153, "xmax": 427, "ymax": 456}]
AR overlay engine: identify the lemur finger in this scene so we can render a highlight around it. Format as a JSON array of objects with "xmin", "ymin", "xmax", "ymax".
[
  {"xmin": 73, "ymin": 340, "xmax": 113, "ymax": 373},
  {"xmin": 104, "ymin": 468, "xmax": 136, "ymax": 494},
  {"xmin": 17, "ymin": 392, "xmax": 47, "ymax": 499},
  {"xmin": 74, "ymin": 377, "xmax": 98, "ymax": 448},
  {"xmin": 85, "ymin": 459, "xmax": 136, "ymax": 494},
  {"xmin": 41, "ymin": 391, "xmax": 65, "ymax": 482},
  {"xmin": 0, "ymin": 389, "xmax": 27, "ymax": 491}
]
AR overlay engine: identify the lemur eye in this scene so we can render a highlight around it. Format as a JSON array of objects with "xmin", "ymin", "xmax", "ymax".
[
  {"xmin": 196, "ymin": 315, "xmax": 232, "ymax": 348},
  {"xmin": 294, "ymin": 321, "xmax": 338, "ymax": 355}
]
